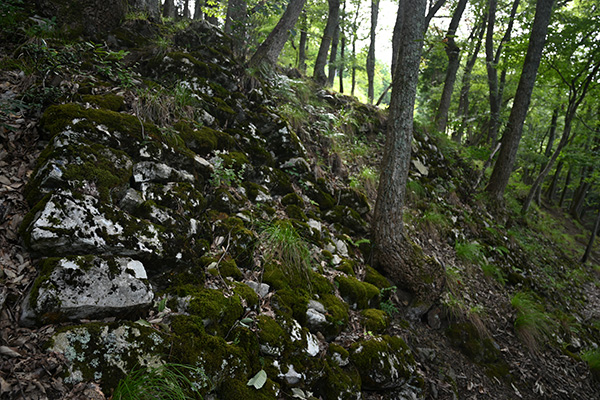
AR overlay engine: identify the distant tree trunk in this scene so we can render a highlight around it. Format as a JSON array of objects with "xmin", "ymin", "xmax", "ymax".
[
  {"xmin": 367, "ymin": 0, "xmax": 380, "ymax": 103},
  {"xmin": 314, "ymin": 0, "xmax": 340, "ymax": 85},
  {"xmin": 298, "ymin": 12, "xmax": 308, "ymax": 72},
  {"xmin": 163, "ymin": 0, "xmax": 176, "ymax": 18},
  {"xmin": 193, "ymin": 0, "xmax": 204, "ymax": 20},
  {"xmin": 570, "ymin": 175, "xmax": 590, "ymax": 221},
  {"xmin": 339, "ymin": 31, "xmax": 346, "ymax": 92},
  {"xmin": 582, "ymin": 206, "xmax": 600, "ymax": 263},
  {"xmin": 453, "ymin": 18, "xmax": 485, "ymax": 143},
  {"xmin": 484, "ymin": 0, "xmax": 520, "ymax": 148},
  {"xmin": 545, "ymin": 159, "xmax": 564, "ymax": 202},
  {"xmin": 350, "ymin": 3, "xmax": 359, "ymax": 96},
  {"xmin": 521, "ymin": 61, "xmax": 600, "ymax": 213},
  {"xmin": 485, "ymin": 0, "xmax": 554, "ymax": 203},
  {"xmin": 327, "ymin": 21, "xmax": 340, "ymax": 86},
  {"xmin": 224, "ymin": 0, "xmax": 247, "ymax": 59},
  {"xmin": 249, "ymin": 0, "xmax": 307, "ymax": 68},
  {"xmin": 182, "ymin": 0, "xmax": 190, "ymax": 18},
  {"xmin": 559, "ymin": 165, "xmax": 572, "ymax": 208},
  {"xmin": 533, "ymin": 107, "xmax": 560, "ymax": 203},
  {"xmin": 373, "ymin": 0, "xmax": 444, "ymax": 309},
  {"xmin": 434, "ymin": 0, "xmax": 468, "ymax": 133}
]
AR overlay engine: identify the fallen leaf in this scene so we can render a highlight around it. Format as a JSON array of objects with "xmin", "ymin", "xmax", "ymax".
[
  {"xmin": 246, "ymin": 369, "xmax": 267, "ymax": 389},
  {"xmin": 0, "ymin": 346, "xmax": 21, "ymax": 357}
]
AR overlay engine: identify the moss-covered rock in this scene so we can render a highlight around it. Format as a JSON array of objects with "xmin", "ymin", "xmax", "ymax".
[
  {"xmin": 46, "ymin": 322, "xmax": 167, "ymax": 393},
  {"xmin": 81, "ymin": 94, "xmax": 124, "ymax": 111},
  {"xmin": 316, "ymin": 359, "xmax": 361, "ymax": 400},
  {"xmin": 364, "ymin": 266, "xmax": 391, "ymax": 289},
  {"xmin": 335, "ymin": 275, "xmax": 380, "ymax": 310},
  {"xmin": 446, "ymin": 322, "xmax": 510, "ymax": 379},
  {"xmin": 360, "ymin": 309, "xmax": 390, "ymax": 333},
  {"xmin": 349, "ymin": 335, "xmax": 422, "ymax": 391}
]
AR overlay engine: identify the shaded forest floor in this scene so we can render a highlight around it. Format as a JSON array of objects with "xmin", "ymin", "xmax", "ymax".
[{"xmin": 1, "ymin": 17, "xmax": 600, "ymax": 400}]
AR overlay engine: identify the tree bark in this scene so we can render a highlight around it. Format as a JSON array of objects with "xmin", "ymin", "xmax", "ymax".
[
  {"xmin": 314, "ymin": 0, "xmax": 340, "ymax": 85},
  {"xmin": 298, "ymin": 12, "xmax": 308, "ymax": 72},
  {"xmin": 193, "ymin": 0, "xmax": 203, "ymax": 20},
  {"xmin": 434, "ymin": 0, "xmax": 468, "ymax": 133},
  {"xmin": 582, "ymin": 205, "xmax": 600, "ymax": 263},
  {"xmin": 339, "ymin": 31, "xmax": 346, "ymax": 92},
  {"xmin": 163, "ymin": 0, "xmax": 176, "ymax": 18},
  {"xmin": 485, "ymin": 0, "xmax": 555, "ymax": 202},
  {"xmin": 373, "ymin": 0, "xmax": 444, "ymax": 307},
  {"xmin": 570, "ymin": 176, "xmax": 590, "ymax": 221},
  {"xmin": 249, "ymin": 0, "xmax": 307, "ymax": 68},
  {"xmin": 327, "ymin": 20, "xmax": 340, "ymax": 87},
  {"xmin": 367, "ymin": 0, "xmax": 380, "ymax": 103}
]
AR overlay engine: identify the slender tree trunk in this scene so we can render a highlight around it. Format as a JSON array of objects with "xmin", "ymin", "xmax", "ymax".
[
  {"xmin": 521, "ymin": 60, "xmax": 600, "ymax": 213},
  {"xmin": 485, "ymin": 0, "xmax": 520, "ymax": 148},
  {"xmin": 533, "ymin": 107, "xmax": 560, "ymax": 203},
  {"xmin": 298, "ymin": 12, "xmax": 308, "ymax": 72},
  {"xmin": 249, "ymin": 0, "xmax": 307, "ymax": 68},
  {"xmin": 339, "ymin": 32, "xmax": 346, "ymax": 92},
  {"xmin": 453, "ymin": 18, "xmax": 485, "ymax": 143},
  {"xmin": 367, "ymin": 0, "xmax": 380, "ymax": 103},
  {"xmin": 224, "ymin": 0, "xmax": 247, "ymax": 59},
  {"xmin": 163, "ymin": 0, "xmax": 176, "ymax": 18},
  {"xmin": 485, "ymin": 0, "xmax": 555, "ymax": 202},
  {"xmin": 350, "ymin": 3, "xmax": 359, "ymax": 96},
  {"xmin": 435, "ymin": 0, "xmax": 468, "ymax": 133},
  {"xmin": 545, "ymin": 159, "xmax": 563, "ymax": 202},
  {"xmin": 582, "ymin": 206, "xmax": 600, "ymax": 263},
  {"xmin": 193, "ymin": 0, "xmax": 204, "ymax": 20},
  {"xmin": 182, "ymin": 0, "xmax": 190, "ymax": 18},
  {"xmin": 559, "ymin": 165, "xmax": 572, "ymax": 208},
  {"xmin": 327, "ymin": 21, "xmax": 340, "ymax": 87},
  {"xmin": 373, "ymin": 0, "xmax": 444, "ymax": 308},
  {"xmin": 570, "ymin": 177, "xmax": 590, "ymax": 221},
  {"xmin": 314, "ymin": 0, "xmax": 340, "ymax": 85}
]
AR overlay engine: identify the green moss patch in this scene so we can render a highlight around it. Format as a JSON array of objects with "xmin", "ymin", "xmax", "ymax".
[
  {"xmin": 360, "ymin": 309, "xmax": 389, "ymax": 333},
  {"xmin": 81, "ymin": 94, "xmax": 124, "ymax": 111},
  {"xmin": 335, "ymin": 275, "xmax": 380, "ymax": 310}
]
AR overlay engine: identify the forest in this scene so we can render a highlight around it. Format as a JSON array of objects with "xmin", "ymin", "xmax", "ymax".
[{"xmin": 0, "ymin": 0, "xmax": 600, "ymax": 399}]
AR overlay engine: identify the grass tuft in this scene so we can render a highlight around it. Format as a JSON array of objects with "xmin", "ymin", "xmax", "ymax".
[
  {"xmin": 112, "ymin": 363, "xmax": 209, "ymax": 400},
  {"xmin": 259, "ymin": 220, "xmax": 313, "ymax": 290},
  {"xmin": 511, "ymin": 292, "xmax": 556, "ymax": 351}
]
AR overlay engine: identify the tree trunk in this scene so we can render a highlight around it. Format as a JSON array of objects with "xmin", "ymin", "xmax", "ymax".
[
  {"xmin": 534, "ymin": 107, "xmax": 561, "ymax": 203},
  {"xmin": 314, "ymin": 0, "xmax": 340, "ymax": 85},
  {"xmin": 570, "ymin": 177, "xmax": 590, "ymax": 221},
  {"xmin": 298, "ymin": 12, "xmax": 308, "ymax": 72},
  {"xmin": 249, "ymin": 0, "xmax": 307, "ymax": 68},
  {"xmin": 193, "ymin": 0, "xmax": 204, "ymax": 20},
  {"xmin": 521, "ymin": 60, "xmax": 600, "ymax": 213},
  {"xmin": 367, "ymin": 0, "xmax": 380, "ymax": 103},
  {"xmin": 484, "ymin": 0, "xmax": 555, "ymax": 202},
  {"xmin": 434, "ymin": 0, "xmax": 468, "ymax": 133},
  {"xmin": 163, "ymin": 0, "xmax": 176, "ymax": 18},
  {"xmin": 339, "ymin": 35, "xmax": 345, "ymax": 92},
  {"xmin": 581, "ymin": 206, "xmax": 600, "ymax": 263},
  {"xmin": 224, "ymin": 0, "xmax": 247, "ymax": 59},
  {"xmin": 373, "ymin": 0, "xmax": 444, "ymax": 308},
  {"xmin": 545, "ymin": 159, "xmax": 563, "ymax": 202},
  {"xmin": 182, "ymin": 0, "xmax": 190, "ymax": 18},
  {"xmin": 484, "ymin": 0, "xmax": 520, "ymax": 148},
  {"xmin": 453, "ymin": 18, "xmax": 485, "ymax": 143},
  {"xmin": 327, "ymin": 20, "xmax": 340, "ymax": 87},
  {"xmin": 559, "ymin": 165, "xmax": 572, "ymax": 208}
]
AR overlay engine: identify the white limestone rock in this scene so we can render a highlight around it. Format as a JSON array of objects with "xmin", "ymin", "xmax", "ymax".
[{"xmin": 20, "ymin": 256, "xmax": 153, "ymax": 326}]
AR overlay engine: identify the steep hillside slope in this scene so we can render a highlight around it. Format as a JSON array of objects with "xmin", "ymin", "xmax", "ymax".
[{"xmin": 1, "ymin": 8, "xmax": 599, "ymax": 400}]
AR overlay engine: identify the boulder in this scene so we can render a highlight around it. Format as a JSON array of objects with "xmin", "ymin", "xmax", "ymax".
[{"xmin": 21, "ymin": 256, "xmax": 153, "ymax": 326}]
